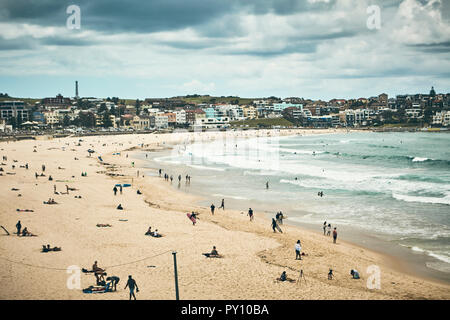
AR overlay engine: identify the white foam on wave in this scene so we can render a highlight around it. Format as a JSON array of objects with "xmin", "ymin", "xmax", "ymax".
[
  {"xmin": 187, "ymin": 164, "xmax": 226, "ymax": 171},
  {"xmin": 412, "ymin": 157, "xmax": 429, "ymax": 162},
  {"xmin": 392, "ymin": 193, "xmax": 450, "ymax": 205},
  {"xmin": 400, "ymin": 245, "xmax": 450, "ymax": 266},
  {"xmin": 212, "ymin": 193, "xmax": 249, "ymax": 200}
]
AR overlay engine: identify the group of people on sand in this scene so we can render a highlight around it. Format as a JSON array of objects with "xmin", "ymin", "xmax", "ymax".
[
  {"xmin": 323, "ymin": 221, "xmax": 338, "ymax": 243},
  {"xmin": 210, "ymin": 199, "xmax": 225, "ymax": 215},
  {"xmin": 83, "ymin": 261, "xmax": 139, "ymax": 300},
  {"xmin": 160, "ymin": 169, "xmax": 191, "ymax": 186},
  {"xmin": 41, "ymin": 244, "xmax": 61, "ymax": 252},
  {"xmin": 44, "ymin": 198, "xmax": 57, "ymax": 204},
  {"xmin": 15, "ymin": 220, "xmax": 35, "ymax": 237},
  {"xmin": 113, "ymin": 185, "xmax": 123, "ymax": 195},
  {"xmin": 145, "ymin": 226, "xmax": 162, "ymax": 237}
]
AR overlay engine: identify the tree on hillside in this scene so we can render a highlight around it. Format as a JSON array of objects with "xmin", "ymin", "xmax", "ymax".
[
  {"xmin": 102, "ymin": 111, "xmax": 113, "ymax": 128},
  {"xmin": 76, "ymin": 112, "xmax": 96, "ymax": 128},
  {"xmin": 135, "ymin": 99, "xmax": 141, "ymax": 115},
  {"xmin": 63, "ymin": 115, "xmax": 71, "ymax": 127}
]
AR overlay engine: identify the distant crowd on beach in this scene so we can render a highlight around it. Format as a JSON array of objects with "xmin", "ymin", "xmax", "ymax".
[{"xmin": 0, "ymin": 138, "xmax": 358, "ymax": 301}]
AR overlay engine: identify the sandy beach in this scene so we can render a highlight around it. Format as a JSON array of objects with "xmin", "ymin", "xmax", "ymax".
[{"xmin": 0, "ymin": 129, "xmax": 449, "ymax": 300}]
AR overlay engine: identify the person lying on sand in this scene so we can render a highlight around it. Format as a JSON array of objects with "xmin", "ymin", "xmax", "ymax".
[
  {"xmin": 16, "ymin": 209, "xmax": 34, "ymax": 212},
  {"xmin": 116, "ymin": 204, "xmax": 123, "ymax": 210},
  {"xmin": 202, "ymin": 246, "xmax": 222, "ymax": 258},
  {"xmin": 44, "ymin": 198, "xmax": 58, "ymax": 205},
  {"xmin": 96, "ymin": 224, "xmax": 112, "ymax": 227},
  {"xmin": 41, "ymin": 244, "xmax": 61, "ymax": 252},
  {"xmin": 137, "ymin": 190, "xmax": 142, "ymax": 195}
]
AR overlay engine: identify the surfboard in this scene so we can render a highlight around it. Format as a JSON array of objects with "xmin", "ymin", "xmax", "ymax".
[
  {"xmin": 187, "ymin": 213, "xmax": 196, "ymax": 224},
  {"xmin": 1, "ymin": 226, "xmax": 10, "ymax": 235}
]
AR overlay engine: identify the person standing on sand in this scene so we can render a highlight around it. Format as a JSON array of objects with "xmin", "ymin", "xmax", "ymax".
[
  {"xmin": 159, "ymin": 169, "xmax": 162, "ymax": 177},
  {"xmin": 16, "ymin": 220, "xmax": 21, "ymax": 236},
  {"xmin": 219, "ymin": 199, "xmax": 225, "ymax": 210},
  {"xmin": 333, "ymin": 227, "xmax": 337, "ymax": 243},
  {"xmin": 124, "ymin": 275, "xmax": 139, "ymax": 300},
  {"xmin": 210, "ymin": 204, "xmax": 215, "ymax": 215},
  {"xmin": 323, "ymin": 221, "xmax": 327, "ymax": 235},
  {"xmin": 113, "ymin": 186, "xmax": 117, "ymax": 195},
  {"xmin": 327, "ymin": 224, "xmax": 331, "ymax": 236},
  {"xmin": 266, "ymin": 181, "xmax": 269, "ymax": 189},
  {"xmin": 248, "ymin": 208, "xmax": 254, "ymax": 221},
  {"xmin": 295, "ymin": 240, "xmax": 302, "ymax": 260},
  {"xmin": 120, "ymin": 185, "xmax": 123, "ymax": 195}
]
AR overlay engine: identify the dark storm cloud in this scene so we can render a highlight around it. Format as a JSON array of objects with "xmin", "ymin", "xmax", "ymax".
[
  {"xmin": 0, "ymin": 0, "xmax": 336, "ymax": 34},
  {"xmin": 0, "ymin": 36, "xmax": 35, "ymax": 50},
  {"xmin": 407, "ymin": 41, "xmax": 450, "ymax": 54}
]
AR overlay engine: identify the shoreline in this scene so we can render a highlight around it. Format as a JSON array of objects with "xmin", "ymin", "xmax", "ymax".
[
  {"xmin": 136, "ymin": 142, "xmax": 450, "ymax": 287},
  {"xmin": 1, "ymin": 129, "xmax": 449, "ymax": 299}
]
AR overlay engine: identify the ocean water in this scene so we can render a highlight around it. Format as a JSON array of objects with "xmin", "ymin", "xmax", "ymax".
[{"xmin": 150, "ymin": 131, "xmax": 450, "ymax": 277}]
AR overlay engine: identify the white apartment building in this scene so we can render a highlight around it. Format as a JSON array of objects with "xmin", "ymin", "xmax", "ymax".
[
  {"xmin": 150, "ymin": 114, "xmax": 169, "ymax": 129},
  {"xmin": 405, "ymin": 108, "xmax": 422, "ymax": 119},
  {"xmin": 193, "ymin": 117, "xmax": 231, "ymax": 129},
  {"xmin": 433, "ymin": 111, "xmax": 450, "ymax": 126},
  {"xmin": 174, "ymin": 109, "xmax": 187, "ymax": 124}
]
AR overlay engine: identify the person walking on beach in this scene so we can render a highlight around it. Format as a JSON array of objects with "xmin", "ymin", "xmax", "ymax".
[
  {"xmin": 295, "ymin": 240, "xmax": 302, "ymax": 260},
  {"xmin": 124, "ymin": 275, "xmax": 139, "ymax": 300},
  {"xmin": 248, "ymin": 208, "xmax": 254, "ymax": 221},
  {"xmin": 266, "ymin": 181, "xmax": 269, "ymax": 189},
  {"xmin": 219, "ymin": 199, "xmax": 225, "ymax": 210},
  {"xmin": 159, "ymin": 169, "xmax": 162, "ymax": 177},
  {"xmin": 333, "ymin": 227, "xmax": 337, "ymax": 244},
  {"xmin": 210, "ymin": 204, "xmax": 215, "ymax": 215},
  {"xmin": 120, "ymin": 185, "xmax": 123, "ymax": 194},
  {"xmin": 327, "ymin": 224, "xmax": 331, "ymax": 236},
  {"xmin": 323, "ymin": 221, "xmax": 327, "ymax": 235},
  {"xmin": 271, "ymin": 218, "xmax": 278, "ymax": 232},
  {"xmin": 113, "ymin": 186, "xmax": 118, "ymax": 195},
  {"xmin": 16, "ymin": 220, "xmax": 21, "ymax": 236},
  {"xmin": 42, "ymin": 164, "xmax": 45, "ymax": 172}
]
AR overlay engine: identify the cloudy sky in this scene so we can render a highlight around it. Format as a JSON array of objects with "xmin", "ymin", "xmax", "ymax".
[{"xmin": 0, "ymin": 0, "xmax": 449, "ymax": 100}]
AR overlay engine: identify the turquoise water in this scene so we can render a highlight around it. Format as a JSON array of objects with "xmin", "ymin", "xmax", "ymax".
[{"xmin": 151, "ymin": 131, "xmax": 450, "ymax": 276}]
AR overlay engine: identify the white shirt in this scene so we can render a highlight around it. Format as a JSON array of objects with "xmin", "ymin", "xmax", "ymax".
[{"xmin": 295, "ymin": 243, "xmax": 301, "ymax": 251}]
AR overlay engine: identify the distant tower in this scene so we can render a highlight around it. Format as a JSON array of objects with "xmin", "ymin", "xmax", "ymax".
[{"xmin": 75, "ymin": 81, "xmax": 79, "ymax": 99}]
